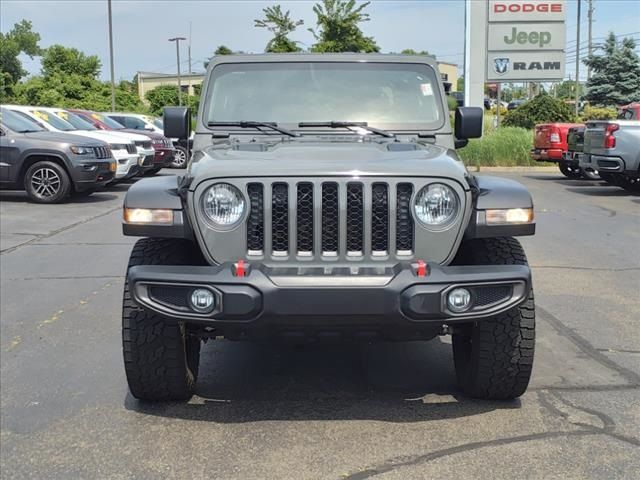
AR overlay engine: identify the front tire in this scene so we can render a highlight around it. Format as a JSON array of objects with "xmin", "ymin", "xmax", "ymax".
[
  {"xmin": 558, "ymin": 161, "xmax": 582, "ymax": 179},
  {"xmin": 24, "ymin": 161, "xmax": 71, "ymax": 203},
  {"xmin": 170, "ymin": 146, "xmax": 188, "ymax": 168},
  {"xmin": 451, "ymin": 237, "xmax": 535, "ymax": 400},
  {"xmin": 122, "ymin": 238, "xmax": 204, "ymax": 401}
]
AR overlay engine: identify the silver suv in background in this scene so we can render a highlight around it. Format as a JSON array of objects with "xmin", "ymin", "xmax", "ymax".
[{"xmin": 0, "ymin": 108, "xmax": 116, "ymax": 203}]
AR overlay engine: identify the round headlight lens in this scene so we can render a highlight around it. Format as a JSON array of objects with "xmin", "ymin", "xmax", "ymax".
[
  {"xmin": 414, "ymin": 183, "xmax": 459, "ymax": 227},
  {"xmin": 202, "ymin": 183, "xmax": 245, "ymax": 226}
]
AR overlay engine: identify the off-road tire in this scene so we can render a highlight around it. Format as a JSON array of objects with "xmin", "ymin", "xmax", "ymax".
[
  {"xmin": 24, "ymin": 161, "xmax": 71, "ymax": 203},
  {"xmin": 451, "ymin": 237, "xmax": 535, "ymax": 400},
  {"xmin": 122, "ymin": 238, "xmax": 204, "ymax": 401},
  {"xmin": 558, "ymin": 161, "xmax": 582, "ymax": 179}
]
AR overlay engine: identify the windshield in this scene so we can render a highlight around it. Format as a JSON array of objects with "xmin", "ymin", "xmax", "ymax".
[
  {"xmin": 88, "ymin": 112, "xmax": 127, "ymax": 129},
  {"xmin": 30, "ymin": 109, "xmax": 76, "ymax": 131},
  {"xmin": 153, "ymin": 118, "xmax": 163, "ymax": 129},
  {"xmin": 55, "ymin": 110, "xmax": 97, "ymax": 130},
  {"xmin": 204, "ymin": 62, "xmax": 445, "ymax": 130},
  {"xmin": 0, "ymin": 108, "xmax": 45, "ymax": 133}
]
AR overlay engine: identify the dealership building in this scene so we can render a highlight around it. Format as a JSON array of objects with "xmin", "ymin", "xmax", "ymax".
[{"xmin": 136, "ymin": 61, "xmax": 459, "ymax": 104}]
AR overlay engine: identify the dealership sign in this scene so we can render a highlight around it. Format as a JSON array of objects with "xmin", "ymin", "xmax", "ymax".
[{"xmin": 486, "ymin": 0, "xmax": 566, "ymax": 81}]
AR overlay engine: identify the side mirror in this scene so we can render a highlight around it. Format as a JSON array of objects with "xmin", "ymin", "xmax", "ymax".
[
  {"xmin": 163, "ymin": 107, "xmax": 191, "ymax": 139},
  {"xmin": 454, "ymin": 107, "xmax": 483, "ymax": 144}
]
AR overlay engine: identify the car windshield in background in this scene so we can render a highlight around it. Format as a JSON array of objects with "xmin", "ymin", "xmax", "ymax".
[
  {"xmin": 205, "ymin": 62, "xmax": 444, "ymax": 130},
  {"xmin": 92, "ymin": 113, "xmax": 128, "ymax": 129},
  {"xmin": 55, "ymin": 110, "xmax": 97, "ymax": 130},
  {"xmin": 29, "ymin": 110, "xmax": 76, "ymax": 131},
  {"xmin": 0, "ymin": 108, "xmax": 45, "ymax": 133},
  {"xmin": 153, "ymin": 118, "xmax": 163, "ymax": 129}
]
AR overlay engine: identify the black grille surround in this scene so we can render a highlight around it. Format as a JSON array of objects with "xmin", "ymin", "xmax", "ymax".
[
  {"xmin": 247, "ymin": 183, "xmax": 264, "ymax": 253},
  {"xmin": 93, "ymin": 146, "xmax": 111, "ymax": 159}
]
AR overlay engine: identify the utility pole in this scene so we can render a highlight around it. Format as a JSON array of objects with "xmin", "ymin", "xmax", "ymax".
[
  {"xmin": 587, "ymin": 0, "xmax": 594, "ymax": 80},
  {"xmin": 575, "ymin": 0, "xmax": 582, "ymax": 117},
  {"xmin": 107, "ymin": 0, "xmax": 116, "ymax": 111},
  {"xmin": 168, "ymin": 37, "xmax": 186, "ymax": 106},
  {"xmin": 188, "ymin": 22, "xmax": 192, "ymax": 100}
]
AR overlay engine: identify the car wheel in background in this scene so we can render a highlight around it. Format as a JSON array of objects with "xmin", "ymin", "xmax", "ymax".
[
  {"xmin": 171, "ymin": 146, "xmax": 188, "ymax": 168},
  {"xmin": 558, "ymin": 161, "xmax": 582, "ymax": 179},
  {"xmin": 24, "ymin": 161, "xmax": 71, "ymax": 203}
]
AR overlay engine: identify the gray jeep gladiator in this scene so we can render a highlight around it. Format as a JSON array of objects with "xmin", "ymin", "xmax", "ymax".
[{"xmin": 121, "ymin": 54, "xmax": 536, "ymax": 401}]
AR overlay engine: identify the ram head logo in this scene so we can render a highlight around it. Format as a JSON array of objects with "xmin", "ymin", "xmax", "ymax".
[{"xmin": 494, "ymin": 58, "xmax": 510, "ymax": 75}]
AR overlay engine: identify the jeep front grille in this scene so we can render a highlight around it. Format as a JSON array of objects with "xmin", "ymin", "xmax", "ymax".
[
  {"xmin": 245, "ymin": 180, "xmax": 415, "ymax": 259},
  {"xmin": 93, "ymin": 146, "xmax": 111, "ymax": 159},
  {"xmin": 126, "ymin": 143, "xmax": 137, "ymax": 154}
]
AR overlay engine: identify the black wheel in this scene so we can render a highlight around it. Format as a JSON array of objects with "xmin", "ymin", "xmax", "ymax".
[
  {"xmin": 451, "ymin": 237, "xmax": 535, "ymax": 400},
  {"xmin": 558, "ymin": 162, "xmax": 582, "ymax": 179},
  {"xmin": 122, "ymin": 238, "xmax": 205, "ymax": 401},
  {"xmin": 24, "ymin": 161, "xmax": 71, "ymax": 203},
  {"xmin": 171, "ymin": 146, "xmax": 188, "ymax": 168}
]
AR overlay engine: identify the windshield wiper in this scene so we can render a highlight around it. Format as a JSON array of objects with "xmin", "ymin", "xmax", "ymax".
[
  {"xmin": 297, "ymin": 121, "xmax": 395, "ymax": 138},
  {"xmin": 208, "ymin": 121, "xmax": 299, "ymax": 137}
]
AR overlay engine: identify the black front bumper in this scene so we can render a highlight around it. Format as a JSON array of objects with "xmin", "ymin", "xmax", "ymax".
[{"xmin": 128, "ymin": 262, "xmax": 531, "ymax": 333}]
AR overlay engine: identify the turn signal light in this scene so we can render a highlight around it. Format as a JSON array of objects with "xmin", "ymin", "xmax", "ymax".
[
  {"xmin": 123, "ymin": 208, "xmax": 173, "ymax": 224},
  {"xmin": 486, "ymin": 208, "xmax": 534, "ymax": 225}
]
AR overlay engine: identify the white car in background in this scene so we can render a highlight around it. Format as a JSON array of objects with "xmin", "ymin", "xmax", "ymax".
[
  {"xmin": 5, "ymin": 105, "xmax": 141, "ymax": 181},
  {"xmin": 105, "ymin": 112, "xmax": 192, "ymax": 168}
]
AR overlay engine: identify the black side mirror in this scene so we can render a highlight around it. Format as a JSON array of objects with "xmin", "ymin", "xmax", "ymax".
[
  {"xmin": 163, "ymin": 107, "xmax": 191, "ymax": 139},
  {"xmin": 454, "ymin": 107, "xmax": 483, "ymax": 144}
]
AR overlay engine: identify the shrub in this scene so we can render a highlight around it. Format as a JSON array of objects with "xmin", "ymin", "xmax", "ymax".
[
  {"xmin": 503, "ymin": 93, "xmax": 575, "ymax": 129},
  {"xmin": 446, "ymin": 95, "xmax": 458, "ymax": 111},
  {"xmin": 579, "ymin": 105, "xmax": 617, "ymax": 121},
  {"xmin": 458, "ymin": 127, "xmax": 534, "ymax": 167}
]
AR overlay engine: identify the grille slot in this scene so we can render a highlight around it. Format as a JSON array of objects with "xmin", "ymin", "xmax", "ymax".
[
  {"xmin": 246, "ymin": 180, "xmax": 417, "ymax": 259},
  {"xmin": 247, "ymin": 183, "xmax": 264, "ymax": 254},
  {"xmin": 126, "ymin": 143, "xmax": 137, "ymax": 154},
  {"xmin": 272, "ymin": 183, "xmax": 289, "ymax": 254},
  {"xmin": 321, "ymin": 183, "xmax": 339, "ymax": 255},
  {"xmin": 296, "ymin": 183, "xmax": 314, "ymax": 254},
  {"xmin": 93, "ymin": 146, "xmax": 111, "ymax": 159},
  {"xmin": 371, "ymin": 183, "xmax": 389, "ymax": 254},
  {"xmin": 346, "ymin": 183, "xmax": 364, "ymax": 255},
  {"xmin": 396, "ymin": 183, "xmax": 414, "ymax": 254},
  {"xmin": 475, "ymin": 285, "xmax": 512, "ymax": 307}
]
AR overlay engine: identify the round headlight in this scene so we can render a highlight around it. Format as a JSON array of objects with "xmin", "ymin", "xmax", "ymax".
[
  {"xmin": 414, "ymin": 183, "xmax": 459, "ymax": 228},
  {"xmin": 202, "ymin": 183, "xmax": 245, "ymax": 226}
]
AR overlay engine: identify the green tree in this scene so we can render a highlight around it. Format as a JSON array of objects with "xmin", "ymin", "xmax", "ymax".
[
  {"xmin": 309, "ymin": 0, "xmax": 379, "ymax": 53},
  {"xmin": 503, "ymin": 93, "xmax": 575, "ymax": 129},
  {"xmin": 255, "ymin": 5, "xmax": 304, "ymax": 53},
  {"xmin": 0, "ymin": 20, "xmax": 41, "ymax": 99},
  {"xmin": 204, "ymin": 45, "xmax": 235, "ymax": 69},
  {"xmin": 41, "ymin": 45, "xmax": 101, "ymax": 78},
  {"xmin": 145, "ymin": 84, "xmax": 199, "ymax": 116},
  {"xmin": 457, "ymin": 76, "xmax": 465, "ymax": 92},
  {"xmin": 583, "ymin": 32, "xmax": 640, "ymax": 106},
  {"xmin": 400, "ymin": 49, "xmax": 433, "ymax": 57},
  {"xmin": 552, "ymin": 80, "xmax": 584, "ymax": 100}
]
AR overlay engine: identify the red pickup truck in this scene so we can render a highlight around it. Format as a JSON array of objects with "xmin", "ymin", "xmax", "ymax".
[{"xmin": 531, "ymin": 122, "xmax": 585, "ymax": 178}]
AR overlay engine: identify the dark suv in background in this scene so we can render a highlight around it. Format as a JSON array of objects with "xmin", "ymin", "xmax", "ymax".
[{"xmin": 0, "ymin": 108, "xmax": 116, "ymax": 203}]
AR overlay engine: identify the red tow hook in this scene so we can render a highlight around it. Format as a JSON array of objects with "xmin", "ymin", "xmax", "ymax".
[
  {"xmin": 416, "ymin": 259, "xmax": 428, "ymax": 278},
  {"xmin": 234, "ymin": 259, "xmax": 247, "ymax": 277}
]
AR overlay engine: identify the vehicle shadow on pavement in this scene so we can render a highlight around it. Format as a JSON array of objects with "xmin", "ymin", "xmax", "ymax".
[
  {"xmin": 125, "ymin": 338, "xmax": 520, "ymax": 422},
  {"xmin": 564, "ymin": 187, "xmax": 632, "ymax": 197},
  {"xmin": 0, "ymin": 191, "xmax": 120, "ymax": 203}
]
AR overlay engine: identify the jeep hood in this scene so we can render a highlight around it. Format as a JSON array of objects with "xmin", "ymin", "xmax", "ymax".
[{"xmin": 189, "ymin": 141, "xmax": 470, "ymax": 190}]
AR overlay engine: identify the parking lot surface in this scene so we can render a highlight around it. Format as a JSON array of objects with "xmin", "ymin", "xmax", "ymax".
[{"xmin": 1, "ymin": 171, "xmax": 639, "ymax": 479}]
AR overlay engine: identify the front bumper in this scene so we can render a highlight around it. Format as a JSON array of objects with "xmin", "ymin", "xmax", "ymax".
[
  {"xmin": 128, "ymin": 261, "xmax": 531, "ymax": 330},
  {"xmin": 113, "ymin": 153, "xmax": 141, "ymax": 179},
  {"xmin": 70, "ymin": 160, "xmax": 116, "ymax": 190},
  {"xmin": 152, "ymin": 147, "xmax": 175, "ymax": 167}
]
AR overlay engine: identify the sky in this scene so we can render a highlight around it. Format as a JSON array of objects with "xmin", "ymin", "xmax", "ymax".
[{"xmin": 1, "ymin": 0, "xmax": 639, "ymax": 82}]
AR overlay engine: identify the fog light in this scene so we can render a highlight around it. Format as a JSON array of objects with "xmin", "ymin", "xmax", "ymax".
[
  {"xmin": 447, "ymin": 288, "xmax": 472, "ymax": 313},
  {"xmin": 189, "ymin": 288, "xmax": 215, "ymax": 313}
]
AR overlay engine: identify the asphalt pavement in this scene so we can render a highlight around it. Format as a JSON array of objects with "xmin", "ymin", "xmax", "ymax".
[{"xmin": 1, "ymin": 171, "xmax": 639, "ymax": 479}]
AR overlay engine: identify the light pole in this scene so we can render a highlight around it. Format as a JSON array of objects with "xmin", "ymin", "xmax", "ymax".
[
  {"xmin": 107, "ymin": 0, "xmax": 116, "ymax": 111},
  {"xmin": 169, "ymin": 37, "xmax": 186, "ymax": 106},
  {"xmin": 575, "ymin": 0, "xmax": 582, "ymax": 117}
]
